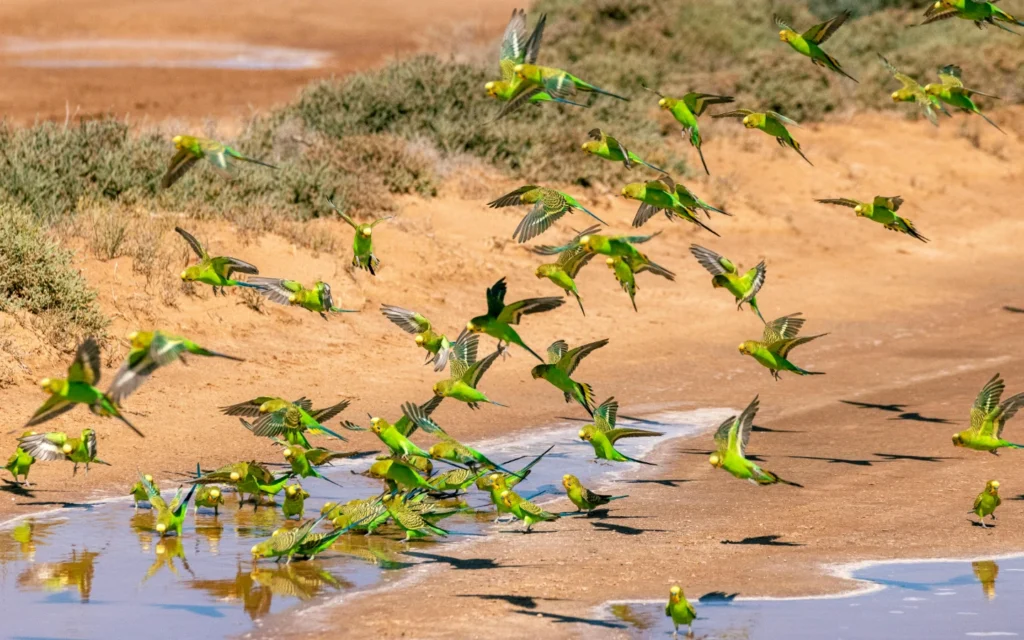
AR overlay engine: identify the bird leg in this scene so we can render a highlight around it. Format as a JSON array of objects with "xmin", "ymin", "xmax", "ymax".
[
  {"xmin": 497, "ymin": 341, "xmax": 512, "ymax": 360},
  {"xmin": 72, "ymin": 463, "xmax": 79, "ymax": 477},
  {"xmin": 980, "ymin": 518, "xmax": 988, "ymax": 528}
]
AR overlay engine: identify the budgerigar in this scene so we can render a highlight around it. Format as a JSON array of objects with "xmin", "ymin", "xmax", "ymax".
[
  {"xmin": 533, "ymin": 225, "xmax": 599, "ymax": 316},
  {"xmin": 467, "ymin": 277, "xmax": 565, "ymax": 361},
  {"xmin": 709, "ymin": 396, "xmax": 802, "ymax": 486},
  {"xmin": 738, "ymin": 313, "xmax": 826, "ymax": 379},
  {"xmin": 816, "ymin": 196, "xmax": 928, "ymax": 242},
  {"xmin": 251, "ymin": 514, "xmax": 328, "ymax": 564},
  {"xmin": 878, "ymin": 54, "xmax": 947, "ymax": 126},
  {"xmin": 622, "ymin": 178, "xmax": 720, "ymax": 236},
  {"xmin": 175, "ymin": 226, "xmax": 261, "ymax": 294},
  {"xmin": 562, "ymin": 474, "xmax": 626, "ymax": 513},
  {"xmin": 4, "ymin": 431, "xmax": 36, "ymax": 485},
  {"xmin": 326, "ymin": 197, "xmax": 393, "ymax": 275},
  {"xmin": 643, "ymin": 85, "xmax": 734, "ymax": 174},
  {"xmin": 921, "ymin": 0, "xmax": 1024, "ymax": 33},
  {"xmin": 283, "ymin": 483, "xmax": 310, "ymax": 519},
  {"xmin": 537, "ymin": 232, "xmax": 673, "ymax": 283},
  {"xmin": 666, "ymin": 585, "xmax": 697, "ymax": 638},
  {"xmin": 248, "ymin": 278, "xmax": 357, "ymax": 319},
  {"xmin": 343, "ymin": 396, "xmax": 443, "ymax": 438},
  {"xmin": 129, "ymin": 474, "xmax": 159, "ymax": 509},
  {"xmin": 383, "ymin": 493, "xmax": 449, "ymax": 541},
  {"xmin": 953, "ymin": 374, "xmax": 1024, "ymax": 453},
  {"xmin": 161, "ymin": 134, "xmax": 275, "ymax": 189},
  {"xmin": 499, "ymin": 62, "xmax": 628, "ymax": 119},
  {"xmin": 530, "ymin": 339, "xmax": 609, "ymax": 415},
  {"xmin": 488, "ymin": 185, "xmax": 606, "ymax": 243},
  {"xmin": 223, "ymin": 396, "xmax": 351, "ymax": 447},
  {"xmin": 401, "ymin": 402, "xmax": 520, "ymax": 476},
  {"xmin": 276, "ymin": 438, "xmax": 355, "ymax": 486},
  {"xmin": 690, "ymin": 245, "xmax": 766, "ymax": 322},
  {"xmin": 581, "ymin": 129, "xmax": 664, "ymax": 172},
  {"xmin": 713, "ymin": 109, "xmax": 812, "ymax": 165},
  {"xmin": 775, "ymin": 11, "xmax": 858, "ymax": 82},
  {"xmin": 380, "ymin": 305, "xmax": 453, "ymax": 371},
  {"xmin": 972, "ymin": 480, "xmax": 1002, "ymax": 527},
  {"xmin": 924, "ymin": 65, "xmax": 1004, "ymax": 132},
  {"xmin": 500, "ymin": 489, "xmax": 559, "ymax": 532},
  {"xmin": 579, "ymin": 397, "xmax": 662, "ymax": 464},
  {"xmin": 140, "ymin": 474, "xmax": 197, "ymax": 537},
  {"xmin": 432, "ymin": 331, "xmax": 504, "ymax": 409}
]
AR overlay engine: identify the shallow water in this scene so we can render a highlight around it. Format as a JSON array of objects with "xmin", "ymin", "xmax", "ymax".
[
  {"xmin": 0, "ymin": 38, "xmax": 330, "ymax": 70},
  {"xmin": 0, "ymin": 407, "xmax": 727, "ymax": 639},
  {"xmin": 603, "ymin": 556, "xmax": 1024, "ymax": 639}
]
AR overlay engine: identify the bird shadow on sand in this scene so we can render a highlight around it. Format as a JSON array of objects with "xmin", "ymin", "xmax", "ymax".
[
  {"xmin": 17, "ymin": 500, "xmax": 94, "ymax": 510},
  {"xmin": 1003, "ymin": 306, "xmax": 1024, "ymax": 314},
  {"xmin": 787, "ymin": 455, "xmax": 876, "ymax": 467},
  {"xmin": 457, "ymin": 594, "xmax": 568, "ymax": 609},
  {"xmin": 0, "ymin": 480, "xmax": 35, "ymax": 497},
  {"xmin": 401, "ymin": 551, "xmax": 521, "ymax": 570},
  {"xmin": 968, "ymin": 519, "xmax": 996, "ymax": 528},
  {"xmin": 513, "ymin": 609, "xmax": 627, "ymax": 629},
  {"xmin": 575, "ymin": 509, "xmax": 649, "ymax": 520},
  {"xmin": 590, "ymin": 521, "xmax": 667, "ymax": 536},
  {"xmin": 721, "ymin": 535, "xmax": 803, "ymax": 547},
  {"xmin": 840, "ymin": 400, "xmax": 952, "ymax": 424},
  {"xmin": 556, "ymin": 415, "xmax": 664, "ymax": 426},
  {"xmin": 873, "ymin": 453, "xmax": 956, "ymax": 463},
  {"xmin": 620, "ymin": 478, "xmax": 691, "ymax": 488},
  {"xmin": 751, "ymin": 423, "xmax": 801, "ymax": 434},
  {"xmin": 699, "ymin": 591, "xmax": 740, "ymax": 605}
]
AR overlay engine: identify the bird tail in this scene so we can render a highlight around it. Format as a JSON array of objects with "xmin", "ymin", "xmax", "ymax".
[
  {"xmin": 487, "ymin": 398, "xmax": 509, "ymax": 408},
  {"xmin": 641, "ymin": 259, "xmax": 676, "ymax": 281},
  {"xmin": 575, "ymin": 204, "xmax": 608, "ymax": 226},
  {"xmin": 976, "ymin": 111, "xmax": 1006, "ymax": 134},
  {"xmin": 196, "ymin": 347, "xmax": 244, "ymax": 362},
  {"xmin": 789, "ymin": 139, "xmax": 814, "ymax": 166},
  {"xmin": 309, "ymin": 423, "xmax": 349, "ymax": 442},
  {"xmin": 521, "ymin": 341, "xmax": 547, "ymax": 363},
  {"xmin": 1005, "ymin": 442, "xmax": 1024, "ymax": 449},
  {"xmin": 551, "ymin": 96, "xmax": 589, "ymax": 109},
  {"xmin": 568, "ymin": 290, "xmax": 586, "ymax": 317},
  {"xmin": 637, "ymin": 158, "xmax": 666, "ymax": 173},
  {"xmin": 608, "ymin": 495, "xmax": 628, "ymax": 501},
  {"xmin": 328, "ymin": 306, "xmax": 359, "ymax": 313},
  {"xmin": 313, "ymin": 467, "xmax": 345, "ymax": 488},
  {"xmin": 234, "ymin": 281, "xmax": 266, "ymax": 289},
  {"xmin": 690, "ymin": 213, "xmax": 720, "ymax": 237},
  {"xmin": 823, "ymin": 52, "xmax": 859, "ymax": 83},
  {"xmin": 92, "ymin": 458, "xmax": 112, "ymax": 466},
  {"xmin": 240, "ymin": 156, "xmax": 278, "ymax": 170},
  {"xmin": 576, "ymin": 383, "xmax": 596, "ymax": 416},
  {"xmin": 792, "ymin": 365, "xmax": 826, "ymax": 376},
  {"xmin": 901, "ymin": 218, "xmax": 929, "ymax": 243},
  {"xmin": 582, "ymin": 83, "xmax": 630, "ymax": 101},
  {"xmin": 693, "ymin": 139, "xmax": 710, "ymax": 175},
  {"xmin": 749, "ymin": 298, "xmax": 767, "ymax": 324},
  {"xmin": 766, "ymin": 471, "xmax": 803, "ymax": 487},
  {"xmin": 624, "ymin": 453, "xmax": 657, "ymax": 466}
]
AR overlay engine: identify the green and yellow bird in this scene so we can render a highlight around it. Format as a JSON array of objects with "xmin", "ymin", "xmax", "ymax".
[
  {"xmin": 503, "ymin": 62, "xmax": 629, "ymax": 119},
  {"xmin": 579, "ymin": 397, "xmax": 662, "ymax": 464},
  {"xmin": 24, "ymin": 338, "xmax": 141, "ymax": 436},
  {"xmin": 223, "ymin": 396, "xmax": 351, "ymax": 446},
  {"xmin": 477, "ymin": 444, "xmax": 554, "ymax": 513},
  {"xmin": 538, "ymin": 231, "xmax": 673, "ymax": 281},
  {"xmin": 161, "ymin": 134, "xmax": 276, "ymax": 189},
  {"xmin": 533, "ymin": 225, "xmax": 599, "ymax": 316},
  {"xmin": 251, "ymin": 514, "xmax": 328, "ymax": 564},
  {"xmin": 467, "ymin": 278, "xmax": 565, "ymax": 361},
  {"xmin": 109, "ymin": 330, "xmax": 242, "ymax": 405},
  {"xmin": 193, "ymin": 479, "xmax": 225, "ymax": 516},
  {"xmin": 368, "ymin": 458, "xmax": 437, "ymax": 492},
  {"xmin": 4, "ymin": 430, "xmax": 36, "ymax": 485},
  {"xmin": 738, "ymin": 313, "xmax": 826, "ymax": 380},
  {"xmin": 714, "ymin": 109, "xmax": 812, "ymax": 165},
  {"xmin": 141, "ymin": 474, "xmax": 197, "ymax": 538},
  {"xmin": 972, "ymin": 480, "xmax": 1002, "ymax": 527},
  {"xmin": 326, "ymin": 196, "xmax": 393, "ymax": 275},
  {"xmin": 922, "ymin": 0, "xmax": 1024, "ymax": 33},
  {"xmin": 878, "ymin": 54, "xmax": 947, "ymax": 127},
  {"xmin": 191, "ymin": 460, "xmax": 274, "ymax": 506},
  {"xmin": 531, "ymin": 339, "xmax": 608, "ymax": 416},
  {"xmin": 401, "ymin": 402, "xmax": 520, "ymax": 475},
  {"xmin": 277, "ymin": 438, "xmax": 355, "ymax": 486},
  {"xmin": 690, "ymin": 245, "xmax": 766, "ymax": 322},
  {"xmin": 709, "ymin": 396, "xmax": 802, "ymax": 486},
  {"xmin": 581, "ymin": 129, "xmax": 664, "ymax": 172},
  {"xmin": 643, "ymin": 86, "xmax": 734, "ymax": 174},
  {"xmin": 606, "ymin": 256, "xmax": 640, "ymax": 311},
  {"xmin": 622, "ymin": 178, "xmax": 720, "ymax": 236},
  {"xmin": 488, "ymin": 185, "xmax": 606, "ymax": 243},
  {"xmin": 380, "ymin": 305, "xmax": 453, "ymax": 371},
  {"xmin": 500, "ymin": 489, "xmax": 560, "ymax": 532},
  {"xmin": 816, "ymin": 196, "xmax": 927, "ymax": 242},
  {"xmin": 343, "ymin": 396, "xmax": 443, "ymax": 438},
  {"xmin": 432, "ymin": 331, "xmax": 505, "ymax": 408},
  {"xmin": 953, "ymin": 374, "xmax": 1024, "ymax": 453},
  {"xmin": 283, "ymin": 483, "xmax": 310, "ymax": 519},
  {"xmin": 924, "ymin": 65, "xmax": 1004, "ymax": 133},
  {"xmin": 384, "ymin": 493, "xmax": 450, "ymax": 541},
  {"xmin": 775, "ymin": 11, "xmax": 858, "ymax": 83},
  {"xmin": 366, "ymin": 413, "xmax": 433, "ymax": 459},
  {"xmin": 248, "ymin": 278, "xmax": 357, "ymax": 319},
  {"xmin": 562, "ymin": 474, "xmax": 626, "ymax": 513},
  {"xmin": 175, "ymin": 226, "xmax": 261, "ymax": 294},
  {"xmin": 666, "ymin": 585, "xmax": 697, "ymax": 638},
  {"xmin": 130, "ymin": 474, "xmax": 159, "ymax": 509},
  {"xmin": 18, "ymin": 429, "xmax": 110, "ymax": 477}
]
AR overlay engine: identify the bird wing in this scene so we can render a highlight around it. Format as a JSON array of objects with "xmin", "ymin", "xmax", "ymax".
[
  {"xmin": 682, "ymin": 93, "xmax": 735, "ymax": 117},
  {"xmin": 816, "ymin": 198, "xmax": 860, "ymax": 209},
  {"xmin": 325, "ymin": 196, "xmax": 358, "ymax": 229},
  {"xmin": 972, "ymin": 374, "xmax": 1005, "ymax": 431},
  {"xmin": 712, "ymin": 415, "xmax": 735, "ymax": 455},
  {"xmin": 711, "ymin": 109, "xmax": 755, "ymax": 119},
  {"xmin": 400, "ymin": 400, "xmax": 447, "ymax": 435},
  {"xmin": 248, "ymin": 278, "xmax": 302, "ymax": 305},
  {"xmin": 593, "ymin": 397, "xmax": 619, "ymax": 431},
  {"xmin": 802, "ymin": 11, "xmax": 851, "ymax": 44},
  {"xmin": 488, "ymin": 186, "xmax": 538, "ymax": 209},
  {"xmin": 220, "ymin": 397, "xmax": 276, "ymax": 417},
  {"xmin": 765, "ymin": 111, "xmax": 799, "ymax": 127},
  {"xmin": 740, "ymin": 261, "xmax": 767, "ymax": 304},
  {"xmin": 18, "ymin": 432, "xmax": 68, "ymax": 461},
  {"xmin": 872, "ymin": 196, "xmax": 904, "ymax": 212},
  {"xmin": 546, "ymin": 340, "xmax": 568, "ymax": 364},
  {"xmin": 449, "ymin": 330, "xmax": 479, "ymax": 381},
  {"xmin": 391, "ymin": 504, "xmax": 432, "ymax": 532},
  {"xmin": 485, "ymin": 278, "xmax": 509, "ymax": 318},
  {"xmin": 141, "ymin": 473, "xmax": 168, "ymax": 511},
  {"xmin": 632, "ymin": 203, "xmax": 663, "ymax": 228},
  {"xmin": 174, "ymin": 227, "xmax": 208, "ymax": 260},
  {"xmin": 996, "ymin": 393, "xmax": 1024, "ymax": 437},
  {"xmin": 147, "ymin": 332, "xmax": 189, "ymax": 368},
  {"xmin": 773, "ymin": 15, "xmax": 796, "ymax": 31},
  {"xmin": 161, "ymin": 150, "xmax": 199, "ymax": 189},
  {"xmin": 616, "ymin": 232, "xmax": 661, "ymax": 245},
  {"xmin": 461, "ymin": 349, "xmax": 501, "ymax": 388},
  {"xmin": 513, "ymin": 201, "xmax": 565, "ymax": 242},
  {"xmin": 558, "ymin": 245, "xmax": 596, "ymax": 277},
  {"xmin": 606, "ymin": 427, "xmax": 662, "ymax": 444},
  {"xmin": 524, "ymin": 13, "xmax": 546, "ymax": 65},
  {"xmin": 68, "ymin": 337, "xmax": 101, "ymax": 385},
  {"xmin": 211, "ymin": 256, "xmax": 259, "ymax": 279},
  {"xmin": 736, "ymin": 396, "xmax": 760, "ymax": 454},
  {"xmin": 516, "ymin": 498, "xmax": 552, "ymax": 518},
  {"xmin": 557, "ymin": 339, "xmax": 609, "ymax": 376},
  {"xmin": 380, "ymin": 305, "xmax": 432, "ymax": 334},
  {"xmin": 310, "ymin": 399, "xmax": 350, "ymax": 424},
  {"xmin": 938, "ymin": 65, "xmax": 965, "ymax": 89},
  {"xmin": 496, "ymin": 296, "xmax": 565, "ymax": 325},
  {"xmin": 25, "ymin": 395, "xmax": 75, "ymax": 427},
  {"xmin": 500, "ymin": 8, "xmax": 529, "ymax": 77},
  {"xmin": 689, "ymin": 245, "xmax": 731, "ymax": 276},
  {"xmin": 763, "ymin": 313, "xmax": 806, "ymax": 345},
  {"xmin": 775, "ymin": 335, "xmax": 819, "ymax": 358}
]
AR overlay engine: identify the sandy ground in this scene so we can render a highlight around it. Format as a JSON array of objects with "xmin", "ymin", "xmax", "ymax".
[
  {"xmin": 0, "ymin": 104, "xmax": 1022, "ymax": 637},
  {"xmin": 0, "ymin": 0, "xmax": 520, "ymax": 123}
]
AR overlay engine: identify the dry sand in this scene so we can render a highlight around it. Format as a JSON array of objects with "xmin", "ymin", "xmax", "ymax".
[{"xmin": 0, "ymin": 103, "xmax": 1022, "ymax": 637}]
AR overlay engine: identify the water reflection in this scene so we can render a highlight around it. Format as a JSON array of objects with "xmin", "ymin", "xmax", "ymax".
[
  {"xmin": 972, "ymin": 560, "xmax": 998, "ymax": 600},
  {"xmin": 143, "ymin": 537, "xmax": 194, "ymax": 583},
  {"xmin": 195, "ymin": 517, "xmax": 225, "ymax": 554},
  {"xmin": 190, "ymin": 566, "xmax": 273, "ymax": 620},
  {"xmin": 0, "ymin": 519, "xmax": 60, "ymax": 563},
  {"xmin": 17, "ymin": 548, "xmax": 98, "ymax": 602},
  {"xmin": 187, "ymin": 562, "xmax": 349, "ymax": 620}
]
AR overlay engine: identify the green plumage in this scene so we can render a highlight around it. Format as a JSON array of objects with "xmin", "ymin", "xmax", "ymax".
[
  {"xmin": 709, "ymin": 396, "xmax": 802, "ymax": 486},
  {"xmin": 953, "ymin": 374, "xmax": 1024, "ymax": 453},
  {"xmin": 738, "ymin": 313, "xmax": 826, "ymax": 379}
]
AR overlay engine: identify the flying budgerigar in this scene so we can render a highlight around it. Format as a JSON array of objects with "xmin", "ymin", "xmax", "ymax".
[
  {"xmin": 401, "ymin": 402, "xmax": 519, "ymax": 475},
  {"xmin": 878, "ymin": 54, "xmax": 947, "ymax": 126},
  {"xmin": 606, "ymin": 256, "xmax": 640, "ymax": 311},
  {"xmin": 109, "ymin": 330, "xmax": 243, "ymax": 405},
  {"xmin": 326, "ymin": 197, "xmax": 393, "ymax": 275},
  {"xmin": 643, "ymin": 85, "xmax": 734, "ymax": 174},
  {"xmin": 18, "ymin": 429, "xmax": 110, "ymax": 476},
  {"xmin": 467, "ymin": 278, "xmax": 565, "ymax": 361},
  {"xmin": 488, "ymin": 185, "xmax": 606, "ymax": 243},
  {"xmin": 533, "ymin": 225, "xmax": 599, "ymax": 316},
  {"xmin": 921, "ymin": 0, "xmax": 1024, "ymax": 34},
  {"xmin": 380, "ymin": 305, "xmax": 454, "ymax": 371},
  {"xmin": 343, "ymin": 396, "xmax": 443, "ymax": 438},
  {"xmin": 924, "ymin": 65, "xmax": 1004, "ymax": 133},
  {"xmin": 175, "ymin": 226, "xmax": 261, "ymax": 294},
  {"xmin": 581, "ymin": 129, "xmax": 664, "ymax": 172},
  {"xmin": 972, "ymin": 480, "xmax": 1001, "ymax": 527},
  {"xmin": 4, "ymin": 430, "xmax": 36, "ymax": 486},
  {"xmin": 666, "ymin": 585, "xmax": 697, "ymax": 639},
  {"xmin": 530, "ymin": 338, "xmax": 609, "ymax": 415},
  {"xmin": 579, "ymin": 397, "xmax": 662, "ymax": 464},
  {"xmin": 247, "ymin": 278, "xmax": 357, "ymax": 319},
  {"xmin": 537, "ymin": 232, "xmax": 674, "ymax": 284},
  {"xmin": 739, "ymin": 313, "xmax": 826, "ymax": 380},
  {"xmin": 689, "ymin": 245, "xmax": 766, "ymax": 322},
  {"xmin": 816, "ymin": 196, "xmax": 928, "ymax": 242},
  {"xmin": 498, "ymin": 62, "xmax": 628, "ymax": 118},
  {"xmin": 714, "ymin": 109, "xmax": 812, "ymax": 165},
  {"xmin": 562, "ymin": 474, "xmax": 626, "ymax": 513},
  {"xmin": 709, "ymin": 396, "xmax": 802, "ymax": 486},
  {"xmin": 622, "ymin": 176, "xmax": 721, "ymax": 235},
  {"xmin": 223, "ymin": 396, "xmax": 351, "ymax": 447},
  {"xmin": 952, "ymin": 374, "xmax": 1024, "ymax": 453},
  {"xmin": 432, "ymin": 330, "xmax": 505, "ymax": 409},
  {"xmin": 24, "ymin": 337, "xmax": 142, "ymax": 436},
  {"xmin": 277, "ymin": 438, "xmax": 356, "ymax": 486},
  {"xmin": 775, "ymin": 11, "xmax": 858, "ymax": 82},
  {"xmin": 161, "ymin": 135, "xmax": 276, "ymax": 189}
]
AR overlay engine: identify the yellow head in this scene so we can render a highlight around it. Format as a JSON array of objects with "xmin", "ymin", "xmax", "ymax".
[
  {"xmin": 530, "ymin": 365, "xmax": 544, "ymax": 380},
  {"xmin": 669, "ymin": 585, "xmax": 682, "ymax": 601},
  {"xmin": 432, "ymin": 381, "xmax": 445, "ymax": 396},
  {"xmin": 581, "ymin": 141, "xmax": 599, "ymax": 155},
  {"xmin": 709, "ymin": 453, "xmax": 723, "ymax": 468},
  {"xmin": 155, "ymin": 523, "xmax": 167, "ymax": 534},
  {"xmin": 180, "ymin": 266, "xmax": 200, "ymax": 281},
  {"xmin": 230, "ymin": 471, "xmax": 241, "ymax": 482},
  {"xmin": 286, "ymin": 485, "xmax": 298, "ymax": 497},
  {"xmin": 658, "ymin": 97, "xmax": 669, "ymax": 110},
  {"xmin": 578, "ymin": 427, "xmax": 591, "ymax": 442},
  {"xmin": 620, "ymin": 183, "xmax": 644, "ymax": 200},
  {"xmin": 988, "ymin": 480, "xmax": 1001, "ymax": 493},
  {"xmin": 62, "ymin": 443, "xmax": 73, "ymax": 454},
  {"xmin": 414, "ymin": 334, "xmax": 425, "ymax": 345},
  {"xmin": 742, "ymin": 115, "xmax": 755, "ymax": 128},
  {"xmin": 853, "ymin": 204, "xmax": 865, "ymax": 216},
  {"xmin": 466, "ymin": 321, "xmax": 479, "ymax": 332},
  {"xmin": 127, "ymin": 330, "xmax": 140, "ymax": 342},
  {"xmin": 172, "ymin": 135, "xmax": 184, "ymax": 148},
  {"xmin": 369, "ymin": 417, "xmax": 384, "ymax": 434},
  {"xmin": 737, "ymin": 341, "xmax": 757, "ymax": 355},
  {"xmin": 579, "ymin": 235, "xmax": 595, "ymax": 252},
  {"xmin": 513, "ymin": 63, "xmax": 525, "ymax": 78},
  {"xmin": 39, "ymin": 378, "xmax": 61, "ymax": 394},
  {"xmin": 209, "ymin": 488, "xmax": 221, "ymax": 499},
  {"xmin": 360, "ymin": 227, "xmax": 372, "ymax": 238},
  {"xmin": 562, "ymin": 474, "xmax": 578, "ymax": 490},
  {"xmin": 952, "ymin": 433, "xmax": 963, "ymax": 447},
  {"xmin": 250, "ymin": 544, "xmax": 261, "ymax": 558},
  {"xmin": 890, "ymin": 91, "xmax": 902, "ymax": 103},
  {"xmin": 282, "ymin": 448, "xmax": 294, "ymax": 460},
  {"xmin": 605, "ymin": 257, "xmax": 616, "ymax": 269},
  {"xmin": 288, "ymin": 294, "xmax": 298, "ymax": 304},
  {"xmin": 779, "ymin": 30, "xmax": 793, "ymax": 43},
  {"xmin": 144, "ymin": 474, "xmax": 154, "ymax": 483},
  {"xmin": 484, "ymin": 81, "xmax": 496, "ymax": 97}
]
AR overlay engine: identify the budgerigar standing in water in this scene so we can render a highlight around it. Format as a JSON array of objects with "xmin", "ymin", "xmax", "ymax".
[
  {"xmin": 161, "ymin": 135, "xmax": 275, "ymax": 189},
  {"xmin": 709, "ymin": 396, "xmax": 802, "ymax": 486},
  {"xmin": 952, "ymin": 374, "xmax": 1024, "ymax": 453},
  {"xmin": 689, "ymin": 245, "xmax": 766, "ymax": 322},
  {"xmin": 326, "ymin": 197, "xmax": 393, "ymax": 275},
  {"xmin": 775, "ymin": 11, "xmax": 858, "ymax": 82},
  {"xmin": 666, "ymin": 585, "xmax": 697, "ymax": 638},
  {"xmin": 738, "ymin": 313, "xmax": 826, "ymax": 380}
]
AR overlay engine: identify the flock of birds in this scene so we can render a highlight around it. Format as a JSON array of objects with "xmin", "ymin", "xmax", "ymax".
[{"xmin": 3, "ymin": 2, "xmax": 1024, "ymax": 636}]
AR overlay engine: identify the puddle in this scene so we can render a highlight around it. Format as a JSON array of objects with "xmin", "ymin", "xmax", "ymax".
[
  {"xmin": 0, "ymin": 406, "xmax": 730, "ymax": 639},
  {"xmin": 602, "ymin": 556, "xmax": 1024, "ymax": 639},
  {"xmin": 0, "ymin": 38, "xmax": 330, "ymax": 70}
]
